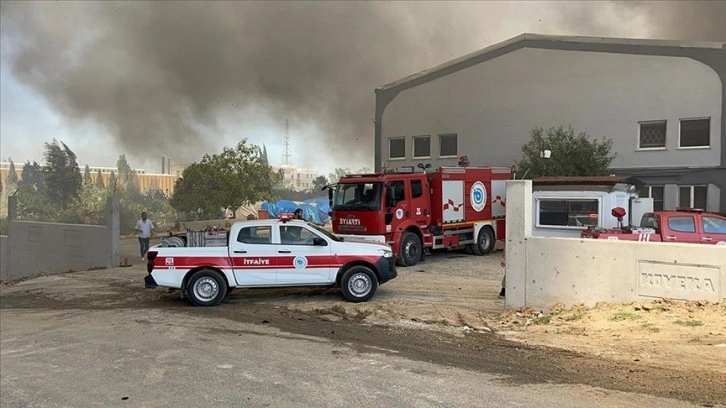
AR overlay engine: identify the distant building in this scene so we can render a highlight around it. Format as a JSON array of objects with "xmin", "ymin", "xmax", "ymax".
[
  {"xmin": 275, "ymin": 165, "xmax": 318, "ymax": 191},
  {"xmin": 0, "ymin": 162, "xmax": 179, "ymax": 196}
]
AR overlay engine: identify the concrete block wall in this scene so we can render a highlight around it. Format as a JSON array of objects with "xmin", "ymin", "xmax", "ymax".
[
  {"xmin": 1, "ymin": 196, "xmax": 120, "ymax": 282},
  {"xmin": 5, "ymin": 222, "xmax": 109, "ymax": 282},
  {"xmin": 505, "ymin": 180, "xmax": 726, "ymax": 309},
  {"xmin": 0, "ymin": 235, "xmax": 7, "ymax": 281}
]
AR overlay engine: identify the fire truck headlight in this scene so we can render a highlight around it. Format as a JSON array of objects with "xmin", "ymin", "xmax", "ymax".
[{"xmin": 378, "ymin": 249, "xmax": 394, "ymax": 258}]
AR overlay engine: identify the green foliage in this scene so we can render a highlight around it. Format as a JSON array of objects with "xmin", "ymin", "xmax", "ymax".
[
  {"xmin": 673, "ymin": 319, "xmax": 704, "ymax": 327},
  {"xmin": 95, "ymin": 168, "xmax": 105, "ymax": 189},
  {"xmin": 5, "ymin": 159, "xmax": 19, "ymax": 194},
  {"xmin": 42, "ymin": 139, "xmax": 82, "ymax": 210},
  {"xmin": 517, "ymin": 126, "xmax": 616, "ymax": 178},
  {"xmin": 310, "ymin": 175, "xmax": 329, "ymax": 193},
  {"xmin": 116, "ymin": 154, "xmax": 141, "ymax": 200},
  {"xmin": 20, "ymin": 161, "xmax": 45, "ymax": 194},
  {"xmin": 328, "ymin": 167, "xmax": 371, "ymax": 184},
  {"xmin": 108, "ymin": 171, "xmax": 117, "ymax": 193},
  {"xmin": 83, "ymin": 164, "xmax": 92, "ymax": 186},
  {"xmin": 609, "ymin": 311, "xmax": 642, "ymax": 322},
  {"xmin": 171, "ymin": 140, "xmax": 282, "ymax": 219}
]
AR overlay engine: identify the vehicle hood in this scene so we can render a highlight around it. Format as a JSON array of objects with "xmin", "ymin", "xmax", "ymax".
[{"xmin": 338, "ymin": 238, "xmax": 392, "ymax": 251}]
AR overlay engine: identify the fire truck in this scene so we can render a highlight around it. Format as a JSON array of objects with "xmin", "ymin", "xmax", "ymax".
[{"xmin": 329, "ymin": 166, "xmax": 511, "ymax": 267}]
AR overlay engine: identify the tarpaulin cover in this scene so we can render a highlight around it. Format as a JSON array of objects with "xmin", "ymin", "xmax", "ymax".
[{"xmin": 261, "ymin": 196, "xmax": 331, "ymax": 225}]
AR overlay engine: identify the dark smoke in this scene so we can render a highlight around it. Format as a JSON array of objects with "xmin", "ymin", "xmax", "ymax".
[{"xmin": 1, "ymin": 2, "xmax": 724, "ymax": 169}]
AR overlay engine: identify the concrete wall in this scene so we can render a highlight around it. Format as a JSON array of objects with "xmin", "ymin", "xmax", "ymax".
[
  {"xmin": 505, "ymin": 181, "xmax": 726, "ymax": 309},
  {"xmin": 1, "ymin": 196, "xmax": 120, "ymax": 282},
  {"xmin": 0, "ymin": 235, "xmax": 7, "ymax": 280}
]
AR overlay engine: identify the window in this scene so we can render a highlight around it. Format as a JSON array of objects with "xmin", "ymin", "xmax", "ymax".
[
  {"xmin": 411, "ymin": 179, "xmax": 423, "ymax": 199},
  {"xmin": 678, "ymin": 185, "xmax": 707, "ymax": 209},
  {"xmin": 439, "ymin": 133, "xmax": 457, "ymax": 157},
  {"xmin": 702, "ymin": 217, "xmax": 726, "ymax": 234},
  {"xmin": 389, "ymin": 138, "xmax": 405, "ymax": 159},
  {"xmin": 237, "ymin": 226, "xmax": 271, "ymax": 244},
  {"xmin": 667, "ymin": 216, "xmax": 695, "ymax": 233},
  {"xmin": 537, "ymin": 199, "xmax": 600, "ymax": 228},
  {"xmin": 413, "ymin": 135, "xmax": 431, "ymax": 158},
  {"xmin": 679, "ymin": 118, "xmax": 710, "ymax": 148},
  {"xmin": 638, "ymin": 185, "xmax": 664, "ymax": 212},
  {"xmin": 638, "ymin": 121, "xmax": 666, "ymax": 149},
  {"xmin": 280, "ymin": 226, "xmax": 318, "ymax": 245},
  {"xmin": 390, "ymin": 180, "xmax": 405, "ymax": 204}
]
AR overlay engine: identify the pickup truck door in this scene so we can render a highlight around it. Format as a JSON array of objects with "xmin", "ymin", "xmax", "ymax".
[
  {"xmin": 230, "ymin": 225, "xmax": 278, "ymax": 286},
  {"xmin": 276, "ymin": 224, "xmax": 333, "ymax": 285},
  {"xmin": 661, "ymin": 215, "xmax": 700, "ymax": 244},
  {"xmin": 700, "ymin": 215, "xmax": 726, "ymax": 245}
]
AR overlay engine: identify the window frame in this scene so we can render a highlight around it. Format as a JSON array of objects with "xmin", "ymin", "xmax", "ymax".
[
  {"xmin": 535, "ymin": 197, "xmax": 602, "ymax": 230},
  {"xmin": 639, "ymin": 185, "xmax": 664, "ymax": 212},
  {"xmin": 637, "ymin": 120, "xmax": 667, "ymax": 150},
  {"xmin": 678, "ymin": 117, "xmax": 711, "ymax": 149},
  {"xmin": 412, "ymin": 135, "xmax": 431, "ymax": 159},
  {"xmin": 438, "ymin": 133, "xmax": 458, "ymax": 158},
  {"xmin": 678, "ymin": 185, "xmax": 708, "ymax": 209},
  {"xmin": 388, "ymin": 137, "xmax": 406, "ymax": 160}
]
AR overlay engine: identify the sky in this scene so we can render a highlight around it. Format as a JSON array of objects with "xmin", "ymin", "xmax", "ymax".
[{"xmin": 1, "ymin": 1, "xmax": 724, "ymax": 177}]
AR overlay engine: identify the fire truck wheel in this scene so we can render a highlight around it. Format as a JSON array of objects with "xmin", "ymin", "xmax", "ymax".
[
  {"xmin": 398, "ymin": 232, "xmax": 422, "ymax": 267},
  {"xmin": 341, "ymin": 266, "xmax": 378, "ymax": 302},
  {"xmin": 186, "ymin": 269, "xmax": 228, "ymax": 307},
  {"xmin": 472, "ymin": 227, "xmax": 495, "ymax": 256}
]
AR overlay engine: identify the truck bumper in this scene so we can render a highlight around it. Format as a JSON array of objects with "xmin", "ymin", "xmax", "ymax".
[
  {"xmin": 374, "ymin": 256, "xmax": 397, "ymax": 284},
  {"xmin": 336, "ymin": 234, "xmax": 387, "ymax": 244}
]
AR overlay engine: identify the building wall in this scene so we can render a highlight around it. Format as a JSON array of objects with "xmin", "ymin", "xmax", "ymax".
[
  {"xmin": 505, "ymin": 181, "xmax": 726, "ymax": 310},
  {"xmin": 276, "ymin": 165, "xmax": 319, "ymax": 191},
  {"xmin": 375, "ymin": 40, "xmax": 726, "ymax": 212},
  {"xmin": 380, "ymin": 48, "xmax": 722, "ymax": 170}
]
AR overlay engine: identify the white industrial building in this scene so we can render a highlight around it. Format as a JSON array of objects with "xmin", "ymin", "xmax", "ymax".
[{"xmin": 373, "ymin": 34, "xmax": 726, "ymax": 213}]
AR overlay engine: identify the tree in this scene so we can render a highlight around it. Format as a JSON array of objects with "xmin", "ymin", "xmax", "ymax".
[
  {"xmin": 116, "ymin": 154, "xmax": 140, "ymax": 198},
  {"xmin": 20, "ymin": 160, "xmax": 44, "ymax": 194},
  {"xmin": 310, "ymin": 175, "xmax": 329, "ymax": 192},
  {"xmin": 108, "ymin": 171, "xmax": 117, "ymax": 194},
  {"xmin": 83, "ymin": 164, "xmax": 92, "ymax": 186},
  {"xmin": 171, "ymin": 140, "xmax": 283, "ymax": 219},
  {"xmin": 261, "ymin": 143, "xmax": 269, "ymax": 166},
  {"xmin": 42, "ymin": 139, "xmax": 82, "ymax": 210},
  {"xmin": 517, "ymin": 126, "xmax": 616, "ymax": 178},
  {"xmin": 5, "ymin": 159, "xmax": 19, "ymax": 194},
  {"xmin": 328, "ymin": 167, "xmax": 352, "ymax": 184},
  {"xmin": 95, "ymin": 168, "xmax": 105, "ymax": 189}
]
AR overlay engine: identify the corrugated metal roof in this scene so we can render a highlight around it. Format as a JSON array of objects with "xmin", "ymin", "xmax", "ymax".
[{"xmin": 376, "ymin": 33, "xmax": 725, "ymax": 92}]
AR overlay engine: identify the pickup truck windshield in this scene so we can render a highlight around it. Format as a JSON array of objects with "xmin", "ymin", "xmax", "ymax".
[{"xmin": 333, "ymin": 182, "xmax": 382, "ymax": 211}]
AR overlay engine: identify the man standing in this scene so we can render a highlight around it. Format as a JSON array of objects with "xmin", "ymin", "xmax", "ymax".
[{"xmin": 135, "ymin": 211, "xmax": 155, "ymax": 261}]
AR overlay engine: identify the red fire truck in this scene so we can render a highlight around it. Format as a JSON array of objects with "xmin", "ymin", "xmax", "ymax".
[{"xmin": 329, "ymin": 166, "xmax": 511, "ymax": 267}]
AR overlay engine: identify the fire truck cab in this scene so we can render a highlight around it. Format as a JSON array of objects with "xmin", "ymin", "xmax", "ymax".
[{"xmin": 330, "ymin": 166, "xmax": 510, "ymax": 267}]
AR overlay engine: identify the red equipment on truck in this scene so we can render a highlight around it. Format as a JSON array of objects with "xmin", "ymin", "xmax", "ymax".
[{"xmin": 329, "ymin": 166, "xmax": 511, "ymax": 266}]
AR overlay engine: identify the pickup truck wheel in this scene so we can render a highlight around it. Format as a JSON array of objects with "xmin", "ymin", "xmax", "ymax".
[
  {"xmin": 341, "ymin": 266, "xmax": 378, "ymax": 303},
  {"xmin": 398, "ymin": 232, "xmax": 421, "ymax": 267},
  {"xmin": 472, "ymin": 227, "xmax": 495, "ymax": 256},
  {"xmin": 187, "ymin": 269, "xmax": 227, "ymax": 307}
]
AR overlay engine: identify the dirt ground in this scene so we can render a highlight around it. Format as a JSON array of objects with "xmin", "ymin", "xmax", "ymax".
[{"xmin": 2, "ymin": 245, "xmax": 725, "ymax": 405}]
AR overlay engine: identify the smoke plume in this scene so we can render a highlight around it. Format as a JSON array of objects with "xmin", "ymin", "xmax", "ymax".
[{"xmin": 1, "ymin": 1, "xmax": 724, "ymax": 170}]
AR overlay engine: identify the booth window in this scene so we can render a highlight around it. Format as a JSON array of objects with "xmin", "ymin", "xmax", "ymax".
[{"xmin": 537, "ymin": 199, "xmax": 600, "ymax": 228}]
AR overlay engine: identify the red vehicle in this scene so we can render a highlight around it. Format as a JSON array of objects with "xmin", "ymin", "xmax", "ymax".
[
  {"xmin": 330, "ymin": 166, "xmax": 511, "ymax": 266},
  {"xmin": 581, "ymin": 208, "xmax": 726, "ymax": 245}
]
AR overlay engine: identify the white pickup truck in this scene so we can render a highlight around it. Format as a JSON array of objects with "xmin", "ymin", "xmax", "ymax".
[{"xmin": 144, "ymin": 217, "xmax": 398, "ymax": 306}]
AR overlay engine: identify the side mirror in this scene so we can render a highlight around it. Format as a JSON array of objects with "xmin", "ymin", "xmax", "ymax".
[{"xmin": 313, "ymin": 237, "xmax": 328, "ymax": 246}]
